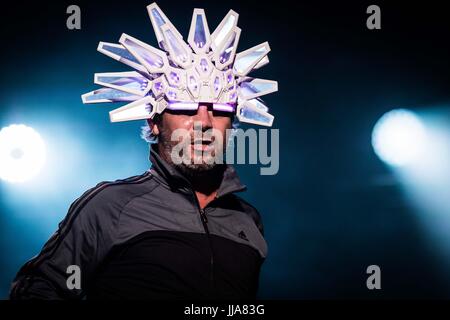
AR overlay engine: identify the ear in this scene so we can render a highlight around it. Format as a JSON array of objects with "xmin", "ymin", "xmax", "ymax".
[{"xmin": 147, "ymin": 118, "xmax": 160, "ymax": 136}]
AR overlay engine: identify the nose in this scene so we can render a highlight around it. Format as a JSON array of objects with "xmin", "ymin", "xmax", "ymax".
[{"xmin": 193, "ymin": 103, "xmax": 213, "ymax": 130}]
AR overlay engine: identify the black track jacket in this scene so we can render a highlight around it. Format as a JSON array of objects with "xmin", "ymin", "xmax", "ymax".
[{"xmin": 10, "ymin": 149, "xmax": 267, "ymax": 299}]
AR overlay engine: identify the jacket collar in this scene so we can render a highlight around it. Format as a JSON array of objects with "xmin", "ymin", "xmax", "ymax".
[{"xmin": 148, "ymin": 147, "xmax": 247, "ymax": 198}]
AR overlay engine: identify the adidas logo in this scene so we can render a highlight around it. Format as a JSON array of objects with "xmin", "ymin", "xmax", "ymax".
[{"xmin": 238, "ymin": 230, "xmax": 249, "ymax": 241}]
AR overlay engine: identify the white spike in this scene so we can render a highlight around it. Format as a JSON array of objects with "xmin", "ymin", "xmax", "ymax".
[
  {"xmin": 81, "ymin": 87, "xmax": 141, "ymax": 104},
  {"xmin": 119, "ymin": 34, "xmax": 169, "ymax": 74},
  {"xmin": 233, "ymin": 42, "xmax": 271, "ymax": 77},
  {"xmin": 210, "ymin": 10, "xmax": 239, "ymax": 52},
  {"xmin": 253, "ymin": 55, "xmax": 270, "ymax": 70},
  {"xmin": 237, "ymin": 78, "xmax": 278, "ymax": 100},
  {"xmin": 236, "ymin": 100, "xmax": 274, "ymax": 126},
  {"xmin": 147, "ymin": 2, "xmax": 183, "ymax": 50},
  {"xmin": 188, "ymin": 8, "xmax": 211, "ymax": 54},
  {"xmin": 94, "ymin": 71, "xmax": 152, "ymax": 96},
  {"xmin": 161, "ymin": 24, "xmax": 193, "ymax": 68},
  {"xmin": 109, "ymin": 96, "xmax": 157, "ymax": 122},
  {"xmin": 97, "ymin": 42, "xmax": 149, "ymax": 76},
  {"xmin": 213, "ymin": 26, "xmax": 241, "ymax": 70}
]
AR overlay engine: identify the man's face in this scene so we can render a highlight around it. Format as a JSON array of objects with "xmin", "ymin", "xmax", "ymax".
[{"xmin": 151, "ymin": 103, "xmax": 233, "ymax": 175}]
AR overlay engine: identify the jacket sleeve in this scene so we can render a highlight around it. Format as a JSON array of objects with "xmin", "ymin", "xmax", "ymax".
[{"xmin": 9, "ymin": 184, "xmax": 118, "ymax": 300}]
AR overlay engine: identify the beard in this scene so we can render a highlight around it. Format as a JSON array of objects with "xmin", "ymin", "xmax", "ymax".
[{"xmin": 156, "ymin": 123, "xmax": 227, "ymax": 180}]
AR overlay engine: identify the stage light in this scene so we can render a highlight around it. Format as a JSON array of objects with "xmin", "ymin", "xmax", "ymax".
[
  {"xmin": 0, "ymin": 124, "xmax": 46, "ymax": 183},
  {"xmin": 372, "ymin": 109, "xmax": 426, "ymax": 167}
]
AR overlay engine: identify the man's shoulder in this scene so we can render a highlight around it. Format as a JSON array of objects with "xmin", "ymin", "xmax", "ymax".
[
  {"xmin": 50, "ymin": 171, "xmax": 158, "ymax": 243},
  {"xmin": 70, "ymin": 171, "xmax": 157, "ymax": 218}
]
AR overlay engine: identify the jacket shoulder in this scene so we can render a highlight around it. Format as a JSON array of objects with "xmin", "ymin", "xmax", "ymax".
[
  {"xmin": 91, "ymin": 171, "xmax": 156, "ymax": 203},
  {"xmin": 66, "ymin": 171, "xmax": 156, "ymax": 224}
]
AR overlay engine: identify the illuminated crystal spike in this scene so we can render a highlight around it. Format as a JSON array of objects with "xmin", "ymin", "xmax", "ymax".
[
  {"xmin": 188, "ymin": 9, "xmax": 211, "ymax": 54},
  {"xmin": 214, "ymin": 27, "xmax": 241, "ymax": 70},
  {"xmin": 165, "ymin": 67, "xmax": 186, "ymax": 87},
  {"xmin": 94, "ymin": 71, "xmax": 151, "ymax": 96},
  {"xmin": 147, "ymin": 2, "xmax": 183, "ymax": 50},
  {"xmin": 245, "ymin": 98, "xmax": 269, "ymax": 112},
  {"xmin": 214, "ymin": 75, "xmax": 222, "ymax": 94},
  {"xmin": 211, "ymin": 70, "xmax": 224, "ymax": 99},
  {"xmin": 97, "ymin": 42, "xmax": 149, "ymax": 75},
  {"xmin": 109, "ymin": 96, "xmax": 157, "ymax": 122},
  {"xmin": 233, "ymin": 42, "xmax": 271, "ymax": 77},
  {"xmin": 81, "ymin": 87, "xmax": 142, "ymax": 104},
  {"xmin": 187, "ymin": 69, "xmax": 201, "ymax": 98},
  {"xmin": 253, "ymin": 55, "xmax": 269, "ymax": 70},
  {"xmin": 237, "ymin": 78, "xmax": 278, "ymax": 100},
  {"xmin": 227, "ymin": 89, "xmax": 238, "ymax": 102},
  {"xmin": 151, "ymin": 76, "xmax": 168, "ymax": 99},
  {"xmin": 195, "ymin": 55, "xmax": 214, "ymax": 77},
  {"xmin": 223, "ymin": 69, "xmax": 235, "ymax": 89},
  {"xmin": 119, "ymin": 34, "xmax": 168, "ymax": 73},
  {"xmin": 210, "ymin": 9, "xmax": 239, "ymax": 51},
  {"xmin": 236, "ymin": 100, "xmax": 274, "ymax": 126},
  {"xmin": 161, "ymin": 24, "xmax": 193, "ymax": 68}
]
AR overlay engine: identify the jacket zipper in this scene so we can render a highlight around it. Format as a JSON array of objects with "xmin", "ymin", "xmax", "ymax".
[
  {"xmin": 194, "ymin": 193, "xmax": 242, "ymax": 292},
  {"xmin": 197, "ymin": 204, "xmax": 215, "ymax": 290}
]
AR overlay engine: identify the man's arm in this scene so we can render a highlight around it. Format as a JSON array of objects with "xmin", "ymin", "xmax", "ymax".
[{"xmin": 10, "ymin": 184, "xmax": 117, "ymax": 300}]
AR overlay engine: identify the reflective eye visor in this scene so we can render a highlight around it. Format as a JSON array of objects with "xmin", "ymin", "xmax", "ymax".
[{"xmin": 166, "ymin": 101, "xmax": 236, "ymax": 113}]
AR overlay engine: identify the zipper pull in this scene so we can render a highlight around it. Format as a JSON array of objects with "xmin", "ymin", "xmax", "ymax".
[{"xmin": 200, "ymin": 209, "xmax": 208, "ymax": 224}]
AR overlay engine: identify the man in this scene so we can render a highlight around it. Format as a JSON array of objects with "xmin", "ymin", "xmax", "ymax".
[{"xmin": 10, "ymin": 2, "xmax": 277, "ymax": 299}]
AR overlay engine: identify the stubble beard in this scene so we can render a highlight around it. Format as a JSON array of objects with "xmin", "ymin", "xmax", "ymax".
[{"xmin": 157, "ymin": 125, "xmax": 226, "ymax": 180}]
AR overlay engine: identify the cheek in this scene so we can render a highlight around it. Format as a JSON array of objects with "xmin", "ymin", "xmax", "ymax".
[
  {"xmin": 216, "ymin": 117, "xmax": 232, "ymax": 130},
  {"xmin": 164, "ymin": 115, "xmax": 194, "ymax": 132},
  {"xmin": 213, "ymin": 118, "xmax": 232, "ymax": 137}
]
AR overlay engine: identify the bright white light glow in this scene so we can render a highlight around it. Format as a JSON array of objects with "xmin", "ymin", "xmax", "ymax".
[
  {"xmin": 0, "ymin": 124, "xmax": 46, "ymax": 183},
  {"xmin": 372, "ymin": 109, "xmax": 427, "ymax": 167}
]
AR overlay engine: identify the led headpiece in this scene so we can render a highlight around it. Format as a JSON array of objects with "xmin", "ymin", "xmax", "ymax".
[{"xmin": 81, "ymin": 2, "xmax": 278, "ymax": 126}]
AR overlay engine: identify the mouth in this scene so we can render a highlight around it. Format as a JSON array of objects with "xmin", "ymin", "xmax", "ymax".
[{"xmin": 191, "ymin": 139, "xmax": 213, "ymax": 151}]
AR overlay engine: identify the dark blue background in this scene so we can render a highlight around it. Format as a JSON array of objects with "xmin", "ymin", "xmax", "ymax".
[{"xmin": 1, "ymin": 0, "xmax": 450, "ymax": 299}]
